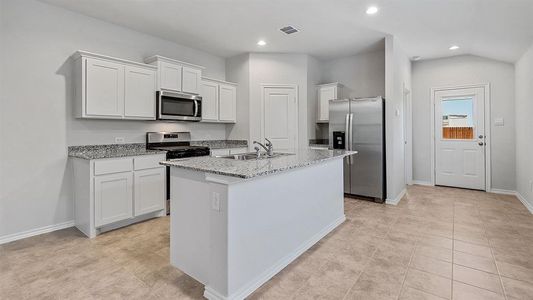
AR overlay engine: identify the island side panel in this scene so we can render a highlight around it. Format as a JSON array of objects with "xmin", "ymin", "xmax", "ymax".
[
  {"xmin": 207, "ymin": 158, "xmax": 346, "ymax": 299},
  {"xmin": 169, "ymin": 168, "xmax": 211, "ymax": 285}
]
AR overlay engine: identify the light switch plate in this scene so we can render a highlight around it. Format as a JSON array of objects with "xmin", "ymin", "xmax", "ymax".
[
  {"xmin": 494, "ymin": 118, "xmax": 504, "ymax": 126},
  {"xmin": 114, "ymin": 137, "xmax": 125, "ymax": 143}
]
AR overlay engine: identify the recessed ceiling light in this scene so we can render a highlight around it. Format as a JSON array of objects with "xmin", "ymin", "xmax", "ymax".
[
  {"xmin": 366, "ymin": 6, "xmax": 379, "ymax": 15},
  {"xmin": 449, "ymin": 45, "xmax": 460, "ymax": 50},
  {"xmin": 412, "ymin": 56, "xmax": 421, "ymax": 61},
  {"xmin": 257, "ymin": 40, "xmax": 266, "ymax": 46}
]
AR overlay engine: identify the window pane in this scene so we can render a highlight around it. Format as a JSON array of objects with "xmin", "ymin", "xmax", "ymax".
[{"xmin": 441, "ymin": 97, "xmax": 474, "ymax": 139}]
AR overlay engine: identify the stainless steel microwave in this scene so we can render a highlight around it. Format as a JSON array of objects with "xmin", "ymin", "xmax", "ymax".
[{"xmin": 157, "ymin": 90, "xmax": 202, "ymax": 121}]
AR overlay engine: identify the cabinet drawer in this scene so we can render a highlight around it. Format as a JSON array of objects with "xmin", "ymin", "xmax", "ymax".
[
  {"xmin": 94, "ymin": 158, "xmax": 133, "ymax": 175},
  {"xmin": 134, "ymin": 155, "xmax": 166, "ymax": 170}
]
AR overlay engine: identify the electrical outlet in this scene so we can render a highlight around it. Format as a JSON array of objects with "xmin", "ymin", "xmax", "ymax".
[
  {"xmin": 212, "ymin": 192, "xmax": 220, "ymax": 211},
  {"xmin": 114, "ymin": 137, "xmax": 125, "ymax": 144}
]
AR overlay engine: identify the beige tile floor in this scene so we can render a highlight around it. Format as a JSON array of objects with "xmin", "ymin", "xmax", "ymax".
[{"xmin": 1, "ymin": 185, "xmax": 533, "ymax": 299}]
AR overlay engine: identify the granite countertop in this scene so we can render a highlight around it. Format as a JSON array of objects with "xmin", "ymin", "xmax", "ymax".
[
  {"xmin": 161, "ymin": 149, "xmax": 356, "ymax": 179},
  {"xmin": 191, "ymin": 140, "xmax": 247, "ymax": 150},
  {"xmin": 68, "ymin": 143, "xmax": 166, "ymax": 160}
]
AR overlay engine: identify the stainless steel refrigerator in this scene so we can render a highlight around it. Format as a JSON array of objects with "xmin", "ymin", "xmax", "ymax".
[{"xmin": 329, "ymin": 97, "xmax": 386, "ymax": 202}]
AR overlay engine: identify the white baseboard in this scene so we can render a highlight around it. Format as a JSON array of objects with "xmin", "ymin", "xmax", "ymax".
[
  {"xmin": 0, "ymin": 220, "xmax": 75, "ymax": 245},
  {"xmin": 386, "ymin": 188, "xmax": 406, "ymax": 205},
  {"xmin": 516, "ymin": 192, "xmax": 533, "ymax": 214},
  {"xmin": 490, "ymin": 189, "xmax": 517, "ymax": 195},
  {"xmin": 412, "ymin": 180, "xmax": 433, "ymax": 186},
  {"xmin": 204, "ymin": 215, "xmax": 346, "ymax": 300}
]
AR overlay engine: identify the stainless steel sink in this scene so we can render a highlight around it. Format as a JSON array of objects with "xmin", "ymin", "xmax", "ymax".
[{"xmin": 216, "ymin": 152, "xmax": 292, "ymax": 160}]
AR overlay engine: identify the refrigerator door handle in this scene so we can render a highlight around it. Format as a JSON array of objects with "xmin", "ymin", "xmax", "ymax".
[
  {"xmin": 349, "ymin": 113, "xmax": 354, "ymax": 164},
  {"xmin": 344, "ymin": 114, "xmax": 350, "ymax": 150}
]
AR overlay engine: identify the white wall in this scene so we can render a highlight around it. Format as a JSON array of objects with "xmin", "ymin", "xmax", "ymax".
[
  {"xmin": 321, "ymin": 50, "xmax": 386, "ymax": 99},
  {"xmin": 385, "ymin": 35, "xmax": 412, "ymax": 202},
  {"xmin": 248, "ymin": 53, "xmax": 310, "ymax": 149},
  {"xmin": 515, "ymin": 44, "xmax": 533, "ymax": 209},
  {"xmin": 0, "ymin": 0, "xmax": 229, "ymax": 239},
  {"xmin": 411, "ymin": 55, "xmax": 516, "ymax": 191}
]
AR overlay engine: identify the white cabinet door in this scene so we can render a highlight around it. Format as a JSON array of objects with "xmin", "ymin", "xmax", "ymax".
[
  {"xmin": 85, "ymin": 58, "xmax": 124, "ymax": 118},
  {"xmin": 219, "ymin": 84, "xmax": 236, "ymax": 122},
  {"xmin": 134, "ymin": 168, "xmax": 165, "ymax": 216},
  {"xmin": 201, "ymin": 80, "xmax": 219, "ymax": 121},
  {"xmin": 160, "ymin": 61, "xmax": 182, "ymax": 92},
  {"xmin": 318, "ymin": 86, "xmax": 337, "ymax": 122},
  {"xmin": 94, "ymin": 172, "xmax": 133, "ymax": 227},
  {"xmin": 124, "ymin": 66, "xmax": 156, "ymax": 119},
  {"xmin": 182, "ymin": 66, "xmax": 202, "ymax": 94}
]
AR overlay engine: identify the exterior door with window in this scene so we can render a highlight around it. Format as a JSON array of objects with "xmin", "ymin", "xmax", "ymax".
[
  {"xmin": 435, "ymin": 87, "xmax": 485, "ymax": 190},
  {"xmin": 262, "ymin": 86, "xmax": 297, "ymax": 151}
]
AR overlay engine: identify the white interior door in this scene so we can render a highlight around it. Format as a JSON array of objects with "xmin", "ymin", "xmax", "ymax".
[
  {"xmin": 262, "ymin": 86, "xmax": 297, "ymax": 151},
  {"xmin": 435, "ymin": 87, "xmax": 486, "ymax": 190}
]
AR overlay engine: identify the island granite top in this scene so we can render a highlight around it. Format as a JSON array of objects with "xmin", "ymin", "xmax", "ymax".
[
  {"xmin": 160, "ymin": 149, "xmax": 357, "ymax": 179},
  {"xmin": 68, "ymin": 143, "xmax": 166, "ymax": 160}
]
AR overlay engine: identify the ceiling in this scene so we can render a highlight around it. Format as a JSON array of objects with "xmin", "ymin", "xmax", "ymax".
[{"xmin": 41, "ymin": 0, "xmax": 533, "ymax": 62}]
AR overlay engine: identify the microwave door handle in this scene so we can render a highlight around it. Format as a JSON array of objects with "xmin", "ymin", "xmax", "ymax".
[{"xmin": 194, "ymin": 100, "xmax": 199, "ymax": 117}]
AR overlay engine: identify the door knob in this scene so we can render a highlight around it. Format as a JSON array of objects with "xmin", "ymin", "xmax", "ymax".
[
  {"xmin": 478, "ymin": 142, "xmax": 484, "ymax": 146},
  {"xmin": 478, "ymin": 135, "xmax": 484, "ymax": 139}
]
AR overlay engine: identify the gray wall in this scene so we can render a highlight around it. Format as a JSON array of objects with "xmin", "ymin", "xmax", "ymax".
[
  {"xmin": 0, "ymin": 0, "xmax": 229, "ymax": 238},
  {"xmin": 411, "ymin": 55, "xmax": 516, "ymax": 191},
  {"xmin": 306, "ymin": 56, "xmax": 322, "ymax": 140},
  {"xmin": 225, "ymin": 53, "xmax": 251, "ymax": 145},
  {"xmin": 515, "ymin": 44, "xmax": 533, "ymax": 208},
  {"xmin": 248, "ymin": 53, "xmax": 310, "ymax": 149},
  {"xmin": 321, "ymin": 50, "xmax": 386, "ymax": 99}
]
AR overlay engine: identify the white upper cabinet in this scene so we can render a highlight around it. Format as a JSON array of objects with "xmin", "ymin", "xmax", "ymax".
[
  {"xmin": 124, "ymin": 66, "xmax": 156, "ymax": 119},
  {"xmin": 317, "ymin": 83, "xmax": 341, "ymax": 122},
  {"xmin": 73, "ymin": 51, "xmax": 157, "ymax": 120},
  {"xmin": 85, "ymin": 58, "xmax": 125, "ymax": 118},
  {"xmin": 159, "ymin": 61, "xmax": 182, "ymax": 92},
  {"xmin": 201, "ymin": 80, "xmax": 219, "ymax": 121},
  {"xmin": 145, "ymin": 55, "xmax": 204, "ymax": 95},
  {"xmin": 219, "ymin": 83, "xmax": 237, "ymax": 122},
  {"xmin": 182, "ymin": 66, "xmax": 202, "ymax": 94},
  {"xmin": 200, "ymin": 77, "xmax": 237, "ymax": 123}
]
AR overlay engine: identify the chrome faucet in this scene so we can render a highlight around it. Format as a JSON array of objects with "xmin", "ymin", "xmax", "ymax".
[{"xmin": 253, "ymin": 138, "xmax": 274, "ymax": 157}]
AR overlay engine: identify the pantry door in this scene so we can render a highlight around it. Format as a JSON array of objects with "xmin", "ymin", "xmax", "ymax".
[
  {"xmin": 261, "ymin": 85, "xmax": 298, "ymax": 152},
  {"xmin": 434, "ymin": 87, "xmax": 486, "ymax": 190}
]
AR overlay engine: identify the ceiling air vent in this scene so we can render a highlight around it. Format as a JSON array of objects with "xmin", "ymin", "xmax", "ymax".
[{"xmin": 280, "ymin": 26, "xmax": 299, "ymax": 35}]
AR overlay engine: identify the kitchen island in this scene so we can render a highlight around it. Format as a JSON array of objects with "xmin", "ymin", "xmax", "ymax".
[{"xmin": 161, "ymin": 149, "xmax": 356, "ymax": 300}]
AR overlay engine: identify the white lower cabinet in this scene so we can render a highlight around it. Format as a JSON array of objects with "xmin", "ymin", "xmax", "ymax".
[
  {"xmin": 134, "ymin": 168, "xmax": 166, "ymax": 216},
  {"xmin": 72, "ymin": 154, "xmax": 166, "ymax": 238},
  {"xmin": 94, "ymin": 172, "xmax": 133, "ymax": 227}
]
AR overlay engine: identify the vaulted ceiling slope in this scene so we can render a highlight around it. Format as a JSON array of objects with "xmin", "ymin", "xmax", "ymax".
[{"xmin": 41, "ymin": 0, "xmax": 533, "ymax": 62}]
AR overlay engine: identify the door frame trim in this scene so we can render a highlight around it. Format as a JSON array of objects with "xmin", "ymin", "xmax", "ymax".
[
  {"xmin": 430, "ymin": 83, "xmax": 491, "ymax": 191},
  {"xmin": 259, "ymin": 84, "xmax": 299, "ymax": 150}
]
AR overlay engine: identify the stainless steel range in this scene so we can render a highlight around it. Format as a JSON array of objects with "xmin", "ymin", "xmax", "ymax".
[{"xmin": 146, "ymin": 132, "xmax": 210, "ymax": 214}]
